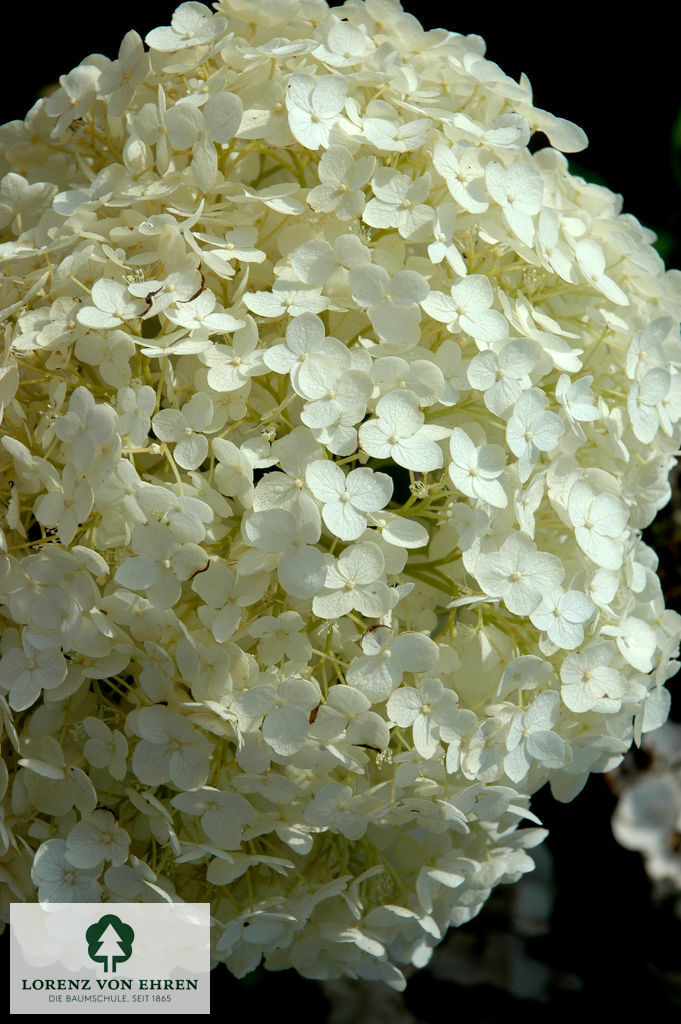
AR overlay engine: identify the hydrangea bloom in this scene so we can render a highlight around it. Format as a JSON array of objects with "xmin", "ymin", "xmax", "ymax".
[{"xmin": 0, "ymin": 0, "xmax": 680, "ymax": 990}]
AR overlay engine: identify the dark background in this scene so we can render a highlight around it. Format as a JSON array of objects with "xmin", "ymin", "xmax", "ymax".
[{"xmin": 2, "ymin": 2, "xmax": 681, "ymax": 1018}]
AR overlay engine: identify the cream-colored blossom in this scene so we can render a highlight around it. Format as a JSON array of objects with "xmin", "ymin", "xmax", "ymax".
[{"xmin": 0, "ymin": 0, "xmax": 679, "ymax": 993}]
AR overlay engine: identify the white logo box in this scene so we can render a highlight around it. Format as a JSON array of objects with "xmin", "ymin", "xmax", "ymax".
[{"xmin": 9, "ymin": 903, "xmax": 210, "ymax": 1015}]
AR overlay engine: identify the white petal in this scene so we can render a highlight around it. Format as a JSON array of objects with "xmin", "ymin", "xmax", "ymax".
[
  {"xmin": 174, "ymin": 433, "xmax": 209, "ymax": 470},
  {"xmin": 278, "ymin": 547, "xmax": 326, "ymax": 598},
  {"xmin": 305, "ymin": 460, "xmax": 344, "ymax": 502},
  {"xmin": 115, "ymin": 555, "xmax": 160, "ymax": 590},
  {"xmin": 323, "ymin": 500, "xmax": 366, "ymax": 541},
  {"xmin": 204, "ymin": 91, "xmax": 243, "ymax": 143}
]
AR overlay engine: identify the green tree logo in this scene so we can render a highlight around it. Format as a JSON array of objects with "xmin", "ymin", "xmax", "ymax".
[{"xmin": 86, "ymin": 914, "xmax": 135, "ymax": 973}]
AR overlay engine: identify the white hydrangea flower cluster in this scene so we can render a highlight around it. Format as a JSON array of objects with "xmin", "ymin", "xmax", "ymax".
[{"xmin": 0, "ymin": 0, "xmax": 680, "ymax": 989}]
